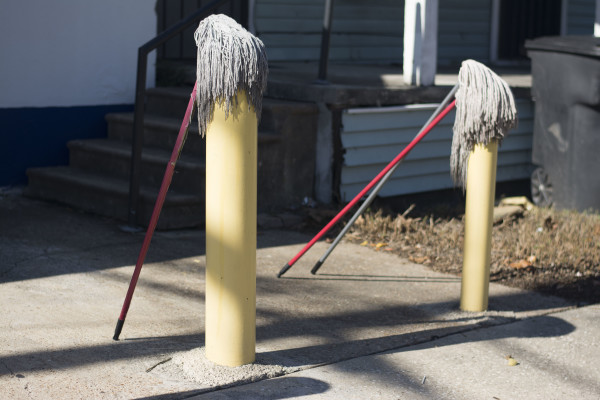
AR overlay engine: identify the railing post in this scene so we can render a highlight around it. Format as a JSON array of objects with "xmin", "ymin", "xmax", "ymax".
[
  {"xmin": 317, "ymin": 0, "xmax": 334, "ymax": 83},
  {"xmin": 127, "ymin": 48, "xmax": 148, "ymax": 227}
]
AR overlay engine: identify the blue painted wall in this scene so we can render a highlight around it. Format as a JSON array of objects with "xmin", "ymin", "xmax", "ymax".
[{"xmin": 0, "ymin": 105, "xmax": 132, "ymax": 186}]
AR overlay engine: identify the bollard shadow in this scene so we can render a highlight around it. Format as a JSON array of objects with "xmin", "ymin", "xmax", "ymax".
[
  {"xmin": 255, "ymin": 314, "xmax": 577, "ymax": 398},
  {"xmin": 257, "ymin": 314, "xmax": 575, "ymax": 368},
  {"xmin": 0, "ymin": 292, "xmax": 577, "ymax": 398}
]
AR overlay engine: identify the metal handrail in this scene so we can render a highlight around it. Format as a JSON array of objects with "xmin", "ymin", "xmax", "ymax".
[
  {"xmin": 317, "ymin": 0, "xmax": 334, "ymax": 82},
  {"xmin": 127, "ymin": 0, "xmax": 230, "ymax": 226}
]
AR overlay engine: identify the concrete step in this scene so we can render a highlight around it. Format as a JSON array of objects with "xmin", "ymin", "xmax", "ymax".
[
  {"xmin": 106, "ymin": 112, "xmax": 205, "ymax": 155},
  {"xmin": 146, "ymin": 87, "xmax": 317, "ymax": 133},
  {"xmin": 26, "ymin": 87, "xmax": 319, "ymax": 228},
  {"xmin": 67, "ymin": 139, "xmax": 205, "ymax": 195},
  {"xmin": 25, "ymin": 166, "xmax": 204, "ymax": 229},
  {"xmin": 106, "ymin": 112, "xmax": 281, "ymax": 154}
]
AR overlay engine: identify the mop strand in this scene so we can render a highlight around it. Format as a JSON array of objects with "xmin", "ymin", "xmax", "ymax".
[
  {"xmin": 450, "ymin": 59, "xmax": 517, "ymax": 189},
  {"xmin": 194, "ymin": 14, "xmax": 268, "ymax": 137}
]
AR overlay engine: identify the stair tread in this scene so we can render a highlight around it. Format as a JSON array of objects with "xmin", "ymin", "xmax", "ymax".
[
  {"xmin": 27, "ymin": 166, "xmax": 202, "ymax": 203},
  {"xmin": 147, "ymin": 87, "xmax": 319, "ymax": 112},
  {"xmin": 68, "ymin": 138, "xmax": 205, "ymax": 169},
  {"xmin": 106, "ymin": 112, "xmax": 201, "ymax": 135},
  {"xmin": 105, "ymin": 112, "xmax": 281, "ymax": 140}
]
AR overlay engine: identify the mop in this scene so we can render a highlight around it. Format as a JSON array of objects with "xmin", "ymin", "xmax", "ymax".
[
  {"xmin": 450, "ymin": 59, "xmax": 517, "ymax": 190},
  {"xmin": 278, "ymin": 59, "xmax": 516, "ymax": 278},
  {"xmin": 310, "ymin": 84, "xmax": 458, "ymax": 275},
  {"xmin": 113, "ymin": 84, "xmax": 197, "ymax": 341},
  {"xmin": 452, "ymin": 60, "xmax": 517, "ymax": 311},
  {"xmin": 194, "ymin": 14, "xmax": 268, "ymax": 137},
  {"xmin": 113, "ymin": 14, "xmax": 267, "ymax": 341},
  {"xmin": 277, "ymin": 98, "xmax": 457, "ymax": 277}
]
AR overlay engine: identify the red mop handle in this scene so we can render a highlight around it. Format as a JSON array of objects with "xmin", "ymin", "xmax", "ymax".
[
  {"xmin": 113, "ymin": 83, "xmax": 197, "ymax": 340},
  {"xmin": 278, "ymin": 99, "xmax": 456, "ymax": 277}
]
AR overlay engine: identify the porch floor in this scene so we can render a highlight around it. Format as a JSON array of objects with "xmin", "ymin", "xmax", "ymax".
[{"xmin": 267, "ymin": 61, "xmax": 532, "ymax": 107}]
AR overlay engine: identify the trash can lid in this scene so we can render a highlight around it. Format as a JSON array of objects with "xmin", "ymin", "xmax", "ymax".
[{"xmin": 525, "ymin": 35, "xmax": 600, "ymax": 58}]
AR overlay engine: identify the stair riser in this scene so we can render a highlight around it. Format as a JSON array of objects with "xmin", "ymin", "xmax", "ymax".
[
  {"xmin": 146, "ymin": 90, "xmax": 280, "ymax": 133},
  {"xmin": 107, "ymin": 117, "xmax": 205, "ymax": 156},
  {"xmin": 146, "ymin": 92, "xmax": 192, "ymax": 120},
  {"xmin": 26, "ymin": 171, "xmax": 204, "ymax": 229},
  {"xmin": 68, "ymin": 145, "xmax": 205, "ymax": 195}
]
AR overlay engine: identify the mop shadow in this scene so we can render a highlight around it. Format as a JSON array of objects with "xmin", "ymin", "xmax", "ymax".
[
  {"xmin": 283, "ymin": 272, "xmax": 461, "ymax": 283},
  {"xmin": 0, "ymin": 333, "xmax": 204, "ymax": 376}
]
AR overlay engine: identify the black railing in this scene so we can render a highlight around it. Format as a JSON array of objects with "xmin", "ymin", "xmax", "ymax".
[
  {"xmin": 317, "ymin": 0, "xmax": 334, "ymax": 83},
  {"xmin": 127, "ymin": 0, "xmax": 230, "ymax": 226}
]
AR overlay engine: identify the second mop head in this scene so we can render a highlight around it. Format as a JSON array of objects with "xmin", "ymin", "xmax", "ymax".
[
  {"xmin": 194, "ymin": 14, "xmax": 268, "ymax": 137},
  {"xmin": 450, "ymin": 59, "xmax": 517, "ymax": 189}
]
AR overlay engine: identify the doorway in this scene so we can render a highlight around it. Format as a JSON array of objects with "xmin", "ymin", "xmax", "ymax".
[{"xmin": 491, "ymin": 0, "xmax": 564, "ymax": 63}]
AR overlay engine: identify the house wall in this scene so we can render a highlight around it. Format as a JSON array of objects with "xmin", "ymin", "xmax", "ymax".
[
  {"xmin": 255, "ymin": 0, "xmax": 492, "ymax": 66},
  {"xmin": 339, "ymin": 99, "xmax": 533, "ymax": 201},
  {"xmin": 256, "ymin": 0, "xmax": 596, "ymax": 66},
  {"xmin": 438, "ymin": 0, "xmax": 492, "ymax": 66},
  {"xmin": 0, "ymin": 0, "xmax": 156, "ymax": 185},
  {"xmin": 566, "ymin": 0, "xmax": 596, "ymax": 34},
  {"xmin": 255, "ymin": 0, "xmax": 404, "ymax": 63}
]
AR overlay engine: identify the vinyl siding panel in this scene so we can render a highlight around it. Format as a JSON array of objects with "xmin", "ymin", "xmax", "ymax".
[
  {"xmin": 255, "ymin": 0, "xmax": 403, "ymax": 62},
  {"xmin": 256, "ymin": 0, "xmax": 493, "ymax": 65},
  {"xmin": 339, "ymin": 99, "xmax": 534, "ymax": 201},
  {"xmin": 566, "ymin": 0, "xmax": 595, "ymax": 34},
  {"xmin": 437, "ymin": 0, "xmax": 492, "ymax": 66}
]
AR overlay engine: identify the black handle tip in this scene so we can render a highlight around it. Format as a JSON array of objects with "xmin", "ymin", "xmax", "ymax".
[
  {"xmin": 113, "ymin": 319, "xmax": 124, "ymax": 341},
  {"xmin": 310, "ymin": 260, "xmax": 323, "ymax": 275},
  {"xmin": 277, "ymin": 263, "xmax": 291, "ymax": 278}
]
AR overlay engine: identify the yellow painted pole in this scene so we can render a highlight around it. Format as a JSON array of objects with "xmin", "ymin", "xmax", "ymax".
[
  {"xmin": 460, "ymin": 140, "xmax": 498, "ymax": 312},
  {"xmin": 205, "ymin": 91, "xmax": 257, "ymax": 366}
]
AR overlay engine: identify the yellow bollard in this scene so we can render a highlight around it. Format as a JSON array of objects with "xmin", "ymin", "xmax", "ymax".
[
  {"xmin": 205, "ymin": 91, "xmax": 257, "ymax": 366},
  {"xmin": 460, "ymin": 140, "xmax": 498, "ymax": 312}
]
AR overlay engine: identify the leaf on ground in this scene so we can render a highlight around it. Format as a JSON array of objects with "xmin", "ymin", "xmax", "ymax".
[
  {"xmin": 509, "ymin": 259, "xmax": 532, "ymax": 269},
  {"xmin": 410, "ymin": 256, "xmax": 431, "ymax": 264},
  {"xmin": 505, "ymin": 355, "xmax": 519, "ymax": 366}
]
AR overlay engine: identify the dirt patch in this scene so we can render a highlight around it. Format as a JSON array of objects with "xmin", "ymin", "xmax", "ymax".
[{"xmin": 343, "ymin": 202, "xmax": 600, "ymax": 305}]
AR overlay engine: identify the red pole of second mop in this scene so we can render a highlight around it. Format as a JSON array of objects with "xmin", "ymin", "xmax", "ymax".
[
  {"xmin": 113, "ymin": 83, "xmax": 197, "ymax": 340},
  {"xmin": 277, "ymin": 99, "xmax": 456, "ymax": 278}
]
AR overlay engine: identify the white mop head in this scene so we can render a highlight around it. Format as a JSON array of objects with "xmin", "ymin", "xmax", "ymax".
[
  {"xmin": 450, "ymin": 59, "xmax": 517, "ymax": 189},
  {"xmin": 194, "ymin": 14, "xmax": 268, "ymax": 137}
]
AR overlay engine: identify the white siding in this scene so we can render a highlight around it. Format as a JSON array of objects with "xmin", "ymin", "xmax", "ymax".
[
  {"xmin": 255, "ymin": 0, "xmax": 404, "ymax": 62},
  {"xmin": 0, "ymin": 0, "xmax": 156, "ymax": 108},
  {"xmin": 340, "ymin": 99, "xmax": 534, "ymax": 201}
]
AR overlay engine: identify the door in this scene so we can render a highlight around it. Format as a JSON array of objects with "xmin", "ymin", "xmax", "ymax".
[{"xmin": 491, "ymin": 0, "xmax": 563, "ymax": 63}]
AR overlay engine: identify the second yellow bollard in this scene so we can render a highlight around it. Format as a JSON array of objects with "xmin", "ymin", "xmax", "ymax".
[{"xmin": 460, "ymin": 140, "xmax": 498, "ymax": 312}]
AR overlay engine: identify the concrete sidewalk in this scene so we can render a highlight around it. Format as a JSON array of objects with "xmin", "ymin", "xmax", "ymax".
[{"xmin": 1, "ymin": 190, "xmax": 598, "ymax": 399}]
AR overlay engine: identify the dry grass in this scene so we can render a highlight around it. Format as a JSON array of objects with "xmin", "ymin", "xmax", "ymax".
[{"xmin": 346, "ymin": 205, "xmax": 600, "ymax": 303}]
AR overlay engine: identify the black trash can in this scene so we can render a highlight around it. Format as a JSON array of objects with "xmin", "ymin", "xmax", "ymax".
[{"xmin": 525, "ymin": 36, "xmax": 600, "ymax": 212}]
